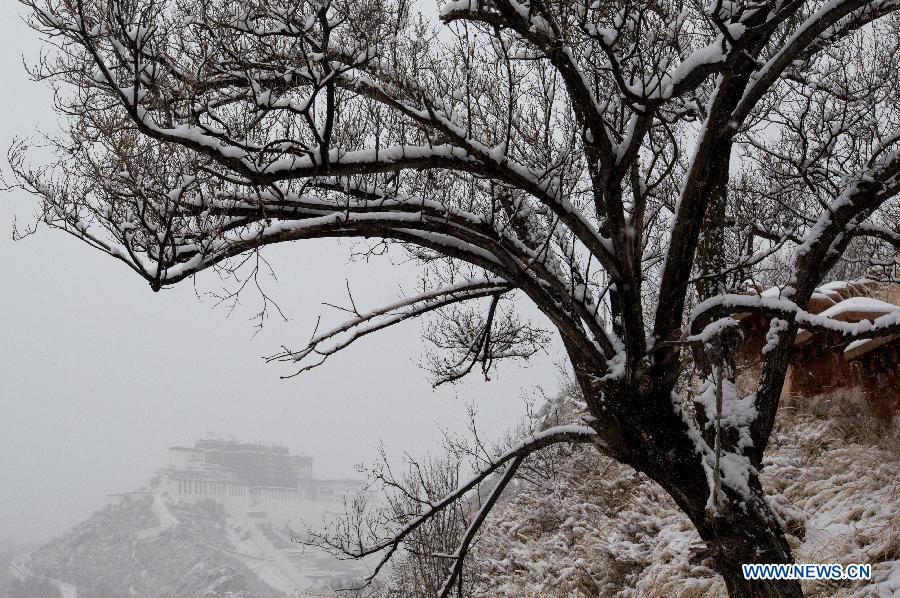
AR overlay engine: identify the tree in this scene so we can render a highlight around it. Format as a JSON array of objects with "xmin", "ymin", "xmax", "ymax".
[{"xmin": 10, "ymin": 0, "xmax": 900, "ymax": 595}]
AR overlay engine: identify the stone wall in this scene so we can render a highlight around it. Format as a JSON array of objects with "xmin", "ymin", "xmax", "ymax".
[{"xmin": 734, "ymin": 281, "xmax": 899, "ymax": 423}]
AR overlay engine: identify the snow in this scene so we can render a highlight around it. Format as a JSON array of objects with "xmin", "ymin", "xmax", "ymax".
[
  {"xmin": 9, "ymin": 554, "xmax": 78, "ymax": 597},
  {"xmin": 761, "ymin": 285, "xmax": 789, "ymax": 298},
  {"xmin": 735, "ymin": 0, "xmax": 856, "ymax": 118},
  {"xmin": 690, "ymin": 377, "xmax": 758, "ymax": 507},
  {"xmin": 769, "ymin": 420, "xmax": 900, "ymax": 597},
  {"xmin": 686, "ymin": 316, "xmax": 740, "ymax": 344},
  {"xmin": 439, "ymin": 0, "xmax": 479, "ymax": 18},
  {"xmin": 223, "ymin": 515, "xmax": 301, "ymax": 595},
  {"xmin": 692, "ymin": 293, "xmax": 900, "ymax": 340},
  {"xmin": 136, "ymin": 492, "xmax": 180, "ymax": 540},
  {"xmin": 465, "ymin": 394, "xmax": 899, "ymax": 597},
  {"xmin": 817, "ymin": 296, "xmax": 899, "ymax": 320},
  {"xmin": 818, "ymin": 281, "xmax": 852, "ymax": 292},
  {"xmin": 763, "ymin": 318, "xmax": 789, "ymax": 354},
  {"xmin": 809, "ymin": 291, "xmax": 839, "ymax": 309},
  {"xmin": 717, "ymin": 451, "xmax": 754, "ymax": 504},
  {"xmin": 281, "ymin": 277, "xmax": 510, "ymax": 370},
  {"xmin": 599, "ymin": 350, "xmax": 626, "ymax": 381},
  {"xmin": 694, "ymin": 378, "xmax": 757, "ymax": 436},
  {"xmin": 844, "ymin": 338, "xmax": 868, "ymax": 353},
  {"xmin": 866, "ymin": 563, "xmax": 900, "ymax": 597},
  {"xmin": 657, "ymin": 38, "xmax": 728, "ymax": 99}
]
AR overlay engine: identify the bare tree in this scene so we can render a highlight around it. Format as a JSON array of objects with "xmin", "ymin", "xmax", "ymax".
[
  {"xmin": 10, "ymin": 0, "xmax": 900, "ymax": 595},
  {"xmin": 377, "ymin": 455, "xmax": 470, "ymax": 597},
  {"xmin": 334, "ymin": 447, "xmax": 472, "ymax": 597}
]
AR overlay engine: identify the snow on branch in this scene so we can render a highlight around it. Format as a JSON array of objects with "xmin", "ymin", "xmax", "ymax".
[
  {"xmin": 793, "ymin": 143, "xmax": 900, "ymax": 267},
  {"xmin": 689, "ymin": 293, "xmax": 900, "ymax": 343},
  {"xmin": 855, "ymin": 222, "xmax": 900, "ymax": 249},
  {"xmin": 423, "ymin": 295, "xmax": 551, "ymax": 386},
  {"xmin": 267, "ymin": 278, "xmax": 514, "ymax": 377},
  {"xmin": 435, "ymin": 453, "xmax": 523, "ymax": 598},
  {"xmin": 734, "ymin": 0, "xmax": 900, "ymax": 123}
]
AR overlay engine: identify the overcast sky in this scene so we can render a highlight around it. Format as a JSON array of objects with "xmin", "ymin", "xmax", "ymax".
[{"xmin": 0, "ymin": 2, "xmax": 564, "ymax": 544}]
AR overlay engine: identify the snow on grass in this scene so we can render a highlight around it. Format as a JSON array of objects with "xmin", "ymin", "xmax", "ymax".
[
  {"xmin": 223, "ymin": 515, "xmax": 302, "ymax": 595},
  {"xmin": 765, "ymin": 415, "xmax": 899, "ymax": 597},
  {"xmin": 136, "ymin": 492, "xmax": 181, "ymax": 540},
  {"xmin": 466, "ymin": 402, "xmax": 898, "ymax": 597}
]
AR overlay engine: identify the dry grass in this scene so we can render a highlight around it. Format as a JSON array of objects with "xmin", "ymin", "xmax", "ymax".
[
  {"xmin": 466, "ymin": 400, "xmax": 898, "ymax": 598},
  {"xmin": 874, "ymin": 282, "xmax": 900, "ymax": 306}
]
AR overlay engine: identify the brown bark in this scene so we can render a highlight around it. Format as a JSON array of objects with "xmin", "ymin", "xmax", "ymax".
[
  {"xmin": 571, "ymin": 347, "xmax": 802, "ymax": 598},
  {"xmin": 629, "ymin": 398, "xmax": 802, "ymax": 598}
]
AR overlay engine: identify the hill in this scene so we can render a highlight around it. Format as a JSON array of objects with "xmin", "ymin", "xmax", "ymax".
[{"xmin": 462, "ymin": 405, "xmax": 899, "ymax": 596}]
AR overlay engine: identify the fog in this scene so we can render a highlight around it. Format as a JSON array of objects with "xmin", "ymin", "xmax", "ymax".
[{"xmin": 0, "ymin": 1, "xmax": 561, "ymax": 546}]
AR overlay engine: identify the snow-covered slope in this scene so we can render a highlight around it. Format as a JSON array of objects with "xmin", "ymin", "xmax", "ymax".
[
  {"xmin": 9, "ymin": 495, "xmax": 286, "ymax": 598},
  {"xmin": 463, "ymin": 407, "xmax": 898, "ymax": 597},
  {"xmin": 7, "ymin": 488, "xmax": 366, "ymax": 598}
]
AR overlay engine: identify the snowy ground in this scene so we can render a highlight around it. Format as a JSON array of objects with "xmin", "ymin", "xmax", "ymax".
[
  {"xmin": 11, "ymin": 486, "xmax": 366, "ymax": 598},
  {"xmin": 10, "ymin": 553, "xmax": 78, "ymax": 597},
  {"xmin": 223, "ymin": 512, "xmax": 304, "ymax": 595},
  {"xmin": 462, "ymin": 408, "xmax": 899, "ymax": 597}
]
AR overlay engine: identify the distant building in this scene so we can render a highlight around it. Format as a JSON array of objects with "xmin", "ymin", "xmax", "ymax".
[
  {"xmin": 194, "ymin": 439, "xmax": 313, "ymax": 487},
  {"xmin": 96, "ymin": 438, "xmax": 368, "ymax": 594},
  {"xmin": 154, "ymin": 438, "xmax": 364, "ymax": 506}
]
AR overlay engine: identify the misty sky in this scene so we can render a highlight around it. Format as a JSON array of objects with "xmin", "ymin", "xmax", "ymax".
[{"xmin": 0, "ymin": 2, "xmax": 565, "ymax": 544}]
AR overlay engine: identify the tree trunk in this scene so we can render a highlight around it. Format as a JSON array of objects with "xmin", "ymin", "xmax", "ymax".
[
  {"xmin": 691, "ymin": 487, "xmax": 802, "ymax": 597},
  {"xmin": 571, "ymin": 343, "xmax": 803, "ymax": 597},
  {"xmin": 640, "ymin": 428, "xmax": 803, "ymax": 597},
  {"xmin": 642, "ymin": 449, "xmax": 803, "ymax": 597},
  {"xmin": 596, "ymin": 384, "xmax": 803, "ymax": 597}
]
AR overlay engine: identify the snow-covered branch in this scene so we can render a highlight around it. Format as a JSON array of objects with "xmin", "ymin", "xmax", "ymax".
[
  {"xmin": 689, "ymin": 293, "xmax": 900, "ymax": 342},
  {"xmin": 267, "ymin": 278, "xmax": 513, "ymax": 377},
  {"xmin": 734, "ymin": 0, "xmax": 900, "ymax": 123}
]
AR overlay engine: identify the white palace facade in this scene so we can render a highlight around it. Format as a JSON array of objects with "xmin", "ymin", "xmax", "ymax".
[{"xmin": 150, "ymin": 440, "xmax": 364, "ymax": 510}]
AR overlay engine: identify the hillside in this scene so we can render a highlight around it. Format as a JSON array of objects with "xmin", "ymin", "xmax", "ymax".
[
  {"xmin": 7, "ymin": 406, "xmax": 897, "ymax": 597},
  {"xmin": 7, "ymin": 450, "xmax": 367, "ymax": 598},
  {"xmin": 9, "ymin": 496, "xmax": 289, "ymax": 598},
  {"xmin": 462, "ymin": 406, "xmax": 899, "ymax": 597}
]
